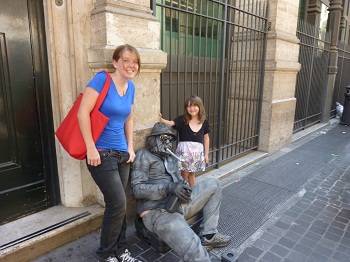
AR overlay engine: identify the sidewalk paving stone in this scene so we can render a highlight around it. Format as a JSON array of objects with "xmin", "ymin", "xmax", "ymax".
[{"xmin": 35, "ymin": 124, "xmax": 350, "ymax": 262}]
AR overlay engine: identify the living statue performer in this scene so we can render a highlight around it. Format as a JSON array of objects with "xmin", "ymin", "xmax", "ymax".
[{"xmin": 131, "ymin": 122, "xmax": 231, "ymax": 262}]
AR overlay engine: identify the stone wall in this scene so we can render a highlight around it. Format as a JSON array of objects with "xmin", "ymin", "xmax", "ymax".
[{"xmin": 44, "ymin": 0, "xmax": 166, "ymax": 207}]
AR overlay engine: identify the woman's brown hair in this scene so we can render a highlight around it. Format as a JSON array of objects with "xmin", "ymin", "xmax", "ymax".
[
  {"xmin": 112, "ymin": 44, "xmax": 141, "ymax": 74},
  {"xmin": 184, "ymin": 95, "xmax": 206, "ymax": 124}
]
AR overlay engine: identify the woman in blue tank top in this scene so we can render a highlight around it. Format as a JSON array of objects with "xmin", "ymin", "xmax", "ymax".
[{"xmin": 78, "ymin": 44, "xmax": 140, "ymax": 262}]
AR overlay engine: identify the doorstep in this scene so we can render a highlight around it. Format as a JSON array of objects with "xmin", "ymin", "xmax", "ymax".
[{"xmin": 0, "ymin": 205, "xmax": 103, "ymax": 262}]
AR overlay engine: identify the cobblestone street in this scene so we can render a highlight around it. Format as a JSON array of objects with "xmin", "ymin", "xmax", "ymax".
[{"xmin": 36, "ymin": 123, "xmax": 350, "ymax": 262}]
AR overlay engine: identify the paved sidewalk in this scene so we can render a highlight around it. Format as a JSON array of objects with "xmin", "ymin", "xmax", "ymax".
[
  {"xmin": 35, "ymin": 123, "xmax": 350, "ymax": 262},
  {"xmin": 235, "ymin": 125, "xmax": 350, "ymax": 262}
]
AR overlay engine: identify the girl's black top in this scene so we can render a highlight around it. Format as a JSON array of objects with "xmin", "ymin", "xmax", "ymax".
[{"xmin": 173, "ymin": 116, "xmax": 210, "ymax": 144}]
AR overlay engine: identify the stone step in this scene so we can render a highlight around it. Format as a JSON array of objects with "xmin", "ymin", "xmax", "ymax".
[{"xmin": 0, "ymin": 205, "xmax": 103, "ymax": 262}]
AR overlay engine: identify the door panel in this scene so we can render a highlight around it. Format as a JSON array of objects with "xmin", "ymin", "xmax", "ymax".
[{"xmin": 0, "ymin": 0, "xmax": 55, "ymax": 224}]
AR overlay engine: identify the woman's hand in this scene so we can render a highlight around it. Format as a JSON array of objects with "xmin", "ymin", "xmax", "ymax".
[
  {"xmin": 127, "ymin": 147, "xmax": 136, "ymax": 163},
  {"xmin": 87, "ymin": 145, "xmax": 101, "ymax": 166}
]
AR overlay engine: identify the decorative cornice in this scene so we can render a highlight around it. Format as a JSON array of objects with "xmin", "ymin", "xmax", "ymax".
[
  {"xmin": 267, "ymin": 31, "xmax": 300, "ymax": 45},
  {"xmin": 328, "ymin": 0, "xmax": 343, "ymax": 11},
  {"xmin": 91, "ymin": 0, "xmax": 157, "ymax": 21}
]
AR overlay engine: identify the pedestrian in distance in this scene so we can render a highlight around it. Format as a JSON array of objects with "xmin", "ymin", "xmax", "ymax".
[
  {"xmin": 77, "ymin": 44, "xmax": 141, "ymax": 262},
  {"xmin": 160, "ymin": 95, "xmax": 210, "ymax": 187}
]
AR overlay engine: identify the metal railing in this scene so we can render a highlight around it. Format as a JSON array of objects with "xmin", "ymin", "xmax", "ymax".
[
  {"xmin": 294, "ymin": 20, "xmax": 330, "ymax": 132},
  {"xmin": 331, "ymin": 41, "xmax": 350, "ymax": 116},
  {"xmin": 153, "ymin": 0, "xmax": 268, "ymax": 167}
]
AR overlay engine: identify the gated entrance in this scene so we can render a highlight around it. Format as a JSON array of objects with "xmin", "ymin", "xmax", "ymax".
[
  {"xmin": 332, "ymin": 40, "xmax": 350, "ymax": 116},
  {"xmin": 153, "ymin": 0, "xmax": 268, "ymax": 167},
  {"xmin": 294, "ymin": 20, "xmax": 330, "ymax": 132},
  {"xmin": 0, "ymin": 0, "xmax": 59, "ymax": 224}
]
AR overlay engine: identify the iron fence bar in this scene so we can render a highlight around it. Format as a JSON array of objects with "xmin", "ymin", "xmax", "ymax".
[
  {"xmin": 236, "ymin": 0, "xmax": 245, "ymax": 155},
  {"xmin": 228, "ymin": 1, "xmax": 236, "ymax": 159},
  {"xmin": 226, "ymin": 1, "xmax": 268, "ymax": 20},
  {"xmin": 233, "ymin": 0, "xmax": 242, "ymax": 156},
  {"xmin": 246, "ymin": 0, "xmax": 257, "ymax": 150},
  {"xmin": 216, "ymin": 0, "xmax": 228, "ymax": 166},
  {"xmin": 197, "ymin": 0, "xmax": 202, "ymax": 95},
  {"xmin": 208, "ymin": 5, "xmax": 214, "ymax": 164},
  {"xmin": 151, "ymin": 0, "xmax": 156, "ymax": 16},
  {"xmin": 184, "ymin": 0, "xmax": 188, "ymax": 103},
  {"xmin": 222, "ymin": 5, "xmax": 230, "ymax": 160},
  {"xmin": 299, "ymin": 42, "xmax": 331, "ymax": 51},
  {"xmin": 240, "ymin": 0, "xmax": 249, "ymax": 154},
  {"xmin": 255, "ymin": 1, "xmax": 268, "ymax": 146},
  {"xmin": 169, "ymin": 1, "xmax": 173, "ymax": 117},
  {"xmin": 297, "ymin": 30, "xmax": 331, "ymax": 44},
  {"xmin": 294, "ymin": 117, "xmax": 321, "ymax": 132},
  {"xmin": 203, "ymin": 0, "xmax": 208, "ymax": 119},
  {"xmin": 304, "ymin": 25, "xmax": 317, "ymax": 128},
  {"xmin": 156, "ymin": 2, "xmax": 267, "ymax": 33},
  {"xmin": 191, "ymin": 7, "xmax": 195, "ymax": 95},
  {"xmin": 157, "ymin": 0, "xmax": 268, "ymax": 20},
  {"xmin": 221, "ymin": 134, "xmax": 259, "ymax": 148},
  {"xmin": 338, "ymin": 48, "xmax": 350, "ymax": 54},
  {"xmin": 246, "ymin": 0, "xmax": 255, "ymax": 151},
  {"xmin": 176, "ymin": 8, "xmax": 180, "ymax": 115}
]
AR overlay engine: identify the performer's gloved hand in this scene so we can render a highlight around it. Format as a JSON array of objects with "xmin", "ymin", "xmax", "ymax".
[{"xmin": 168, "ymin": 182, "xmax": 192, "ymax": 203}]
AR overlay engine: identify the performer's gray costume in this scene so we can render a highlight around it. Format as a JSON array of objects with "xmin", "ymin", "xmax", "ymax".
[{"xmin": 131, "ymin": 123, "xmax": 230, "ymax": 262}]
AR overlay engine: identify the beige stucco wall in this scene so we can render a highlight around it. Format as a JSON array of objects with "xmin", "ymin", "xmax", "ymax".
[
  {"xmin": 44, "ymin": 0, "xmax": 96, "ymax": 207},
  {"xmin": 44, "ymin": 0, "xmax": 302, "ymax": 207},
  {"xmin": 44, "ymin": 0, "xmax": 166, "ymax": 207},
  {"xmin": 258, "ymin": 0, "xmax": 301, "ymax": 152}
]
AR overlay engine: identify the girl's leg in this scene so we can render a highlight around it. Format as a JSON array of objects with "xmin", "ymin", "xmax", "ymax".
[
  {"xmin": 181, "ymin": 171, "xmax": 189, "ymax": 184},
  {"xmin": 188, "ymin": 172, "xmax": 196, "ymax": 187}
]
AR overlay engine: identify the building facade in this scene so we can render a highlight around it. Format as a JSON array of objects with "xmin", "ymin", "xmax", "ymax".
[{"xmin": 0, "ymin": 0, "xmax": 321, "ymax": 234}]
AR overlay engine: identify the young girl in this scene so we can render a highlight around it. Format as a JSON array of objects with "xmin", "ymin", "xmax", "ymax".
[{"xmin": 160, "ymin": 95, "xmax": 210, "ymax": 187}]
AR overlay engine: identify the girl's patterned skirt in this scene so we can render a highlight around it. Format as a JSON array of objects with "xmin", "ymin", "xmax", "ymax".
[{"xmin": 176, "ymin": 141, "xmax": 206, "ymax": 172}]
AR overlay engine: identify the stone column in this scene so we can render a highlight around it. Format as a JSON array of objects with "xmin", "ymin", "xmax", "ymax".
[
  {"xmin": 43, "ymin": 0, "xmax": 97, "ymax": 207},
  {"xmin": 87, "ymin": 0, "xmax": 167, "ymax": 204},
  {"xmin": 307, "ymin": 0, "xmax": 322, "ymax": 26},
  {"xmin": 44, "ymin": 0, "xmax": 167, "ymax": 207},
  {"xmin": 258, "ymin": 0, "xmax": 301, "ymax": 152},
  {"xmin": 321, "ymin": 0, "xmax": 342, "ymax": 121},
  {"xmin": 88, "ymin": 0, "xmax": 167, "ymax": 136}
]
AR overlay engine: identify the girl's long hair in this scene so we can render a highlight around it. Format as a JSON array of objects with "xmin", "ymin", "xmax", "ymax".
[{"xmin": 183, "ymin": 95, "xmax": 206, "ymax": 124}]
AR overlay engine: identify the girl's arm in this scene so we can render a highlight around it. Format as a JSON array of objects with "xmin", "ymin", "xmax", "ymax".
[
  {"xmin": 159, "ymin": 113, "xmax": 175, "ymax": 126},
  {"xmin": 125, "ymin": 106, "xmax": 135, "ymax": 163},
  {"xmin": 77, "ymin": 87, "xmax": 100, "ymax": 166},
  {"xmin": 204, "ymin": 133, "xmax": 210, "ymax": 164}
]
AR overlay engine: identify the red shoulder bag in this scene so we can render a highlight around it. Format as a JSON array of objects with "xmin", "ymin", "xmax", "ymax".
[{"xmin": 55, "ymin": 72, "xmax": 111, "ymax": 160}]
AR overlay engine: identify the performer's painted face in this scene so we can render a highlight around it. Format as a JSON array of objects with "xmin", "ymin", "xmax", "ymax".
[
  {"xmin": 147, "ymin": 122, "xmax": 177, "ymax": 157},
  {"xmin": 147, "ymin": 133, "xmax": 176, "ymax": 157},
  {"xmin": 159, "ymin": 134, "xmax": 176, "ymax": 152}
]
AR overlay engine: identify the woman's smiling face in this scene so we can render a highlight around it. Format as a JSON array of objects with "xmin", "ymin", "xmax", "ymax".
[{"xmin": 113, "ymin": 50, "xmax": 139, "ymax": 80}]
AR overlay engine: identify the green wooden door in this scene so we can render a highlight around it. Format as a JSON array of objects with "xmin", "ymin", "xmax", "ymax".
[{"xmin": 0, "ymin": 0, "xmax": 59, "ymax": 224}]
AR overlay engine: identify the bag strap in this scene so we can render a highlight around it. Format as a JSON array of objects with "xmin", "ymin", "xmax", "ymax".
[{"xmin": 94, "ymin": 71, "xmax": 112, "ymax": 110}]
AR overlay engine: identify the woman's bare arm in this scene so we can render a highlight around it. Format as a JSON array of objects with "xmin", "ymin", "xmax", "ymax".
[{"xmin": 77, "ymin": 87, "xmax": 100, "ymax": 166}]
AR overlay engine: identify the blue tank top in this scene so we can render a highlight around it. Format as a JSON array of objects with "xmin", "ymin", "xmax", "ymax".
[{"xmin": 87, "ymin": 71, "xmax": 135, "ymax": 151}]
